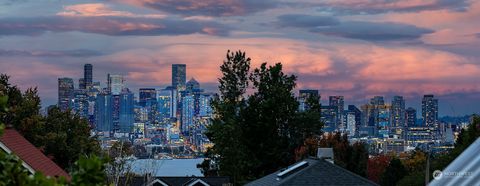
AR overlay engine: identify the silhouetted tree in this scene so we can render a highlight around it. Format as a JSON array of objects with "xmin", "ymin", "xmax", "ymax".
[{"xmin": 380, "ymin": 157, "xmax": 407, "ymax": 186}]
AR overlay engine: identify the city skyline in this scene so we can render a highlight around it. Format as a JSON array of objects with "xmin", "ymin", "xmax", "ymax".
[{"xmin": 1, "ymin": 1, "xmax": 480, "ymax": 116}]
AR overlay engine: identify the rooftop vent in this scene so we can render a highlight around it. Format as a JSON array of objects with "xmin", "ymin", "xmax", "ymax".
[
  {"xmin": 317, "ymin": 148, "xmax": 334, "ymax": 164},
  {"xmin": 276, "ymin": 161, "xmax": 309, "ymax": 179}
]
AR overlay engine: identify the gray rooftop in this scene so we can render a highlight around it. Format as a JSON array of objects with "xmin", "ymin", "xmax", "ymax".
[{"xmin": 246, "ymin": 158, "xmax": 378, "ymax": 186}]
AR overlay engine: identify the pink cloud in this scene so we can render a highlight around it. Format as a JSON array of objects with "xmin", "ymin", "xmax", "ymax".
[{"xmin": 57, "ymin": 3, "xmax": 166, "ymax": 18}]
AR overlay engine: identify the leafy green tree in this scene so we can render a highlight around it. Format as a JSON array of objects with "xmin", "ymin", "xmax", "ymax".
[
  {"xmin": 204, "ymin": 51, "xmax": 324, "ymax": 184},
  {"xmin": 205, "ymin": 50, "xmax": 252, "ymax": 184},
  {"xmin": 243, "ymin": 62, "xmax": 302, "ymax": 176},
  {"xmin": 70, "ymin": 155, "xmax": 107, "ymax": 186},
  {"xmin": 380, "ymin": 158, "xmax": 407, "ymax": 186},
  {"xmin": 0, "ymin": 74, "xmax": 101, "ymax": 170},
  {"xmin": 41, "ymin": 107, "xmax": 101, "ymax": 170}
]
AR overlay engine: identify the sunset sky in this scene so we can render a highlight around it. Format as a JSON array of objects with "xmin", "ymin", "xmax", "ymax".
[{"xmin": 1, "ymin": 0, "xmax": 479, "ymax": 116}]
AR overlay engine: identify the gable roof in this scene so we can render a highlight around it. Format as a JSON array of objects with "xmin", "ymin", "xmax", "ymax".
[
  {"xmin": 119, "ymin": 176, "xmax": 230, "ymax": 186},
  {"xmin": 246, "ymin": 158, "xmax": 378, "ymax": 186},
  {"xmin": 0, "ymin": 128, "xmax": 70, "ymax": 179}
]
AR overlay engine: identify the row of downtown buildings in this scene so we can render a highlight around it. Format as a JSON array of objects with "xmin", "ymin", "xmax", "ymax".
[
  {"xmin": 57, "ymin": 64, "xmax": 215, "ymax": 153},
  {"xmin": 57, "ymin": 64, "xmax": 457, "ymax": 155},
  {"xmin": 299, "ymin": 90, "xmax": 455, "ymax": 154}
]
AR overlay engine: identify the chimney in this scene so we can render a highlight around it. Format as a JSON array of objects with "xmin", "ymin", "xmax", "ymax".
[{"xmin": 317, "ymin": 148, "xmax": 334, "ymax": 164}]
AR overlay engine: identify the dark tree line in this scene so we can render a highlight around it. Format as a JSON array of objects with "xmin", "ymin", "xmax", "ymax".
[{"xmin": 201, "ymin": 50, "xmax": 324, "ymax": 184}]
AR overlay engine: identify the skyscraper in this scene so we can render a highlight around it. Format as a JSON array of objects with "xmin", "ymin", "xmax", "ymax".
[
  {"xmin": 298, "ymin": 89, "xmax": 319, "ymax": 111},
  {"xmin": 172, "ymin": 64, "xmax": 186, "ymax": 89},
  {"xmin": 157, "ymin": 88, "xmax": 172, "ymax": 123},
  {"xmin": 139, "ymin": 88, "xmax": 157, "ymax": 107},
  {"xmin": 186, "ymin": 78, "xmax": 200, "ymax": 92},
  {"xmin": 329, "ymin": 96, "xmax": 344, "ymax": 130},
  {"xmin": 406, "ymin": 107, "xmax": 417, "ymax": 127},
  {"xmin": 84, "ymin": 64, "xmax": 93, "ymax": 89},
  {"xmin": 108, "ymin": 74, "xmax": 124, "ymax": 95},
  {"xmin": 119, "ymin": 89, "xmax": 134, "ymax": 133},
  {"xmin": 391, "ymin": 96, "xmax": 406, "ymax": 127},
  {"xmin": 139, "ymin": 88, "xmax": 158, "ymax": 124},
  {"xmin": 58, "ymin": 77, "xmax": 74, "ymax": 111},
  {"xmin": 422, "ymin": 95, "xmax": 438, "ymax": 127},
  {"xmin": 95, "ymin": 93, "xmax": 113, "ymax": 132},
  {"xmin": 73, "ymin": 89, "xmax": 88, "ymax": 118}
]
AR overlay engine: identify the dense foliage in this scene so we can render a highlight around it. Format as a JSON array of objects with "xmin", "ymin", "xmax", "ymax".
[
  {"xmin": 0, "ymin": 74, "xmax": 100, "ymax": 170},
  {"xmin": 202, "ymin": 50, "xmax": 323, "ymax": 184},
  {"xmin": 0, "ymin": 91, "xmax": 106, "ymax": 185}
]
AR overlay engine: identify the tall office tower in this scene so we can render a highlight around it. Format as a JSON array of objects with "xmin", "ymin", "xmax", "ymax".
[
  {"xmin": 329, "ymin": 96, "xmax": 344, "ymax": 130},
  {"xmin": 58, "ymin": 77, "xmax": 74, "ymax": 111},
  {"xmin": 112, "ymin": 95, "xmax": 121, "ymax": 131},
  {"xmin": 391, "ymin": 96, "xmax": 406, "ymax": 127},
  {"xmin": 79, "ymin": 78, "xmax": 85, "ymax": 90},
  {"xmin": 95, "ymin": 93, "xmax": 113, "ymax": 132},
  {"xmin": 172, "ymin": 64, "xmax": 186, "ymax": 89},
  {"xmin": 298, "ymin": 89, "xmax": 320, "ymax": 111},
  {"xmin": 157, "ymin": 88, "xmax": 172, "ymax": 123},
  {"xmin": 165, "ymin": 86, "xmax": 177, "ymax": 118},
  {"xmin": 107, "ymin": 74, "xmax": 124, "ymax": 95},
  {"xmin": 422, "ymin": 95, "xmax": 438, "ymax": 127},
  {"xmin": 119, "ymin": 89, "xmax": 134, "ymax": 133},
  {"xmin": 182, "ymin": 95, "xmax": 195, "ymax": 134},
  {"xmin": 186, "ymin": 78, "xmax": 200, "ymax": 92},
  {"xmin": 139, "ymin": 88, "xmax": 157, "ymax": 107},
  {"xmin": 406, "ymin": 107, "xmax": 417, "ymax": 127},
  {"xmin": 84, "ymin": 64, "xmax": 93, "ymax": 89},
  {"xmin": 347, "ymin": 105, "xmax": 362, "ymax": 133},
  {"xmin": 139, "ymin": 88, "xmax": 157, "ymax": 124},
  {"xmin": 73, "ymin": 89, "xmax": 89, "ymax": 119},
  {"xmin": 370, "ymin": 96, "xmax": 385, "ymax": 105},
  {"xmin": 321, "ymin": 105, "xmax": 336, "ymax": 132},
  {"xmin": 198, "ymin": 93, "xmax": 214, "ymax": 117},
  {"xmin": 346, "ymin": 112, "xmax": 356, "ymax": 136}
]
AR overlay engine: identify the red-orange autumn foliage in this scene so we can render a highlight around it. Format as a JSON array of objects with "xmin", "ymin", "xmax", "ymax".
[{"xmin": 367, "ymin": 155, "xmax": 391, "ymax": 184}]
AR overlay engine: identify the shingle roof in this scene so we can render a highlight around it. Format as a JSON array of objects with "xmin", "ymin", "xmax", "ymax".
[
  {"xmin": 246, "ymin": 158, "xmax": 378, "ymax": 186},
  {"xmin": 0, "ymin": 129, "xmax": 70, "ymax": 179}
]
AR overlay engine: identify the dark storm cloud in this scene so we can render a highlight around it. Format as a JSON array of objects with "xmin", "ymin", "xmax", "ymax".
[
  {"xmin": 310, "ymin": 21, "xmax": 434, "ymax": 41},
  {"xmin": 0, "ymin": 16, "xmax": 230, "ymax": 37},
  {"xmin": 123, "ymin": 0, "xmax": 277, "ymax": 17},
  {"xmin": 275, "ymin": 14, "xmax": 339, "ymax": 28},
  {"xmin": 0, "ymin": 49, "xmax": 103, "ymax": 57},
  {"xmin": 311, "ymin": 0, "xmax": 469, "ymax": 15}
]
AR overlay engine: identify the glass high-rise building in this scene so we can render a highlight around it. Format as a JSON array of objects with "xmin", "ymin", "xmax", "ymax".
[
  {"xmin": 406, "ymin": 107, "xmax": 417, "ymax": 127},
  {"xmin": 157, "ymin": 88, "xmax": 172, "ymax": 123},
  {"xmin": 139, "ymin": 88, "xmax": 157, "ymax": 124},
  {"xmin": 186, "ymin": 78, "xmax": 200, "ymax": 92},
  {"xmin": 422, "ymin": 95, "xmax": 438, "ymax": 127},
  {"xmin": 108, "ymin": 74, "xmax": 124, "ymax": 95},
  {"xmin": 182, "ymin": 95, "xmax": 195, "ymax": 134},
  {"xmin": 73, "ymin": 89, "xmax": 88, "ymax": 119},
  {"xmin": 95, "ymin": 93, "xmax": 113, "ymax": 132},
  {"xmin": 84, "ymin": 64, "xmax": 93, "ymax": 89},
  {"xmin": 139, "ymin": 88, "xmax": 157, "ymax": 107},
  {"xmin": 58, "ymin": 77, "xmax": 74, "ymax": 111},
  {"xmin": 119, "ymin": 89, "xmax": 134, "ymax": 133},
  {"xmin": 391, "ymin": 96, "xmax": 406, "ymax": 127},
  {"xmin": 172, "ymin": 64, "xmax": 186, "ymax": 89},
  {"xmin": 329, "ymin": 96, "xmax": 344, "ymax": 130}
]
